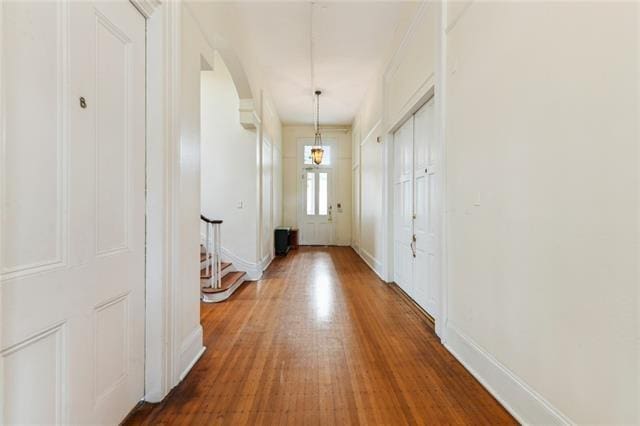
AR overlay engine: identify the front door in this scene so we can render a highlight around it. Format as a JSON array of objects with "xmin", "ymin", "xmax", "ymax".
[
  {"xmin": 298, "ymin": 140, "xmax": 335, "ymax": 245},
  {"xmin": 1, "ymin": 1, "xmax": 146, "ymax": 424}
]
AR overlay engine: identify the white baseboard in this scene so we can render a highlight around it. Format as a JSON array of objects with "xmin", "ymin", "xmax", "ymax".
[
  {"xmin": 258, "ymin": 253, "xmax": 274, "ymax": 275},
  {"xmin": 220, "ymin": 247, "xmax": 271, "ymax": 281},
  {"xmin": 351, "ymin": 246, "xmax": 570, "ymax": 424},
  {"xmin": 357, "ymin": 247, "xmax": 385, "ymax": 281},
  {"xmin": 445, "ymin": 324, "xmax": 572, "ymax": 425},
  {"xmin": 178, "ymin": 325, "xmax": 205, "ymax": 382}
]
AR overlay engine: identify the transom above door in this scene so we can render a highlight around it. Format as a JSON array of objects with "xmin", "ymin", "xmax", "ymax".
[{"xmin": 297, "ymin": 138, "xmax": 336, "ymax": 245}]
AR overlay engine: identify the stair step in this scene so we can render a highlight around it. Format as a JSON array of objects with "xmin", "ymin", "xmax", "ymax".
[
  {"xmin": 202, "ymin": 271, "xmax": 246, "ymax": 294},
  {"xmin": 200, "ymin": 262, "xmax": 231, "ymax": 279},
  {"xmin": 200, "ymin": 252, "xmax": 211, "ymax": 262}
]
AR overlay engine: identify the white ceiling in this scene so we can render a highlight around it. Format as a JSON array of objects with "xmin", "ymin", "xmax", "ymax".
[{"xmin": 188, "ymin": 2, "xmax": 418, "ymax": 126}]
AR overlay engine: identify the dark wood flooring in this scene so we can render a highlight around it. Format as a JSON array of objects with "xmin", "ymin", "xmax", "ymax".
[{"xmin": 125, "ymin": 246, "xmax": 516, "ymax": 425}]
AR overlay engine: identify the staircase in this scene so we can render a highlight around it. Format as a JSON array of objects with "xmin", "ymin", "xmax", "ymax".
[{"xmin": 200, "ymin": 215, "xmax": 247, "ymax": 303}]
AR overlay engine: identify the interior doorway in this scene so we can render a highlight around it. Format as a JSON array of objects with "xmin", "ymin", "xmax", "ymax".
[
  {"xmin": 298, "ymin": 138, "xmax": 337, "ymax": 245},
  {"xmin": 392, "ymin": 96, "xmax": 441, "ymax": 319}
]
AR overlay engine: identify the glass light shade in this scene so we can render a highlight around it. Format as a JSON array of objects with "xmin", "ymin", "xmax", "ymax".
[{"xmin": 311, "ymin": 147, "xmax": 324, "ymax": 165}]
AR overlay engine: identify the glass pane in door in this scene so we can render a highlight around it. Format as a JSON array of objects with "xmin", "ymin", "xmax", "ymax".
[
  {"xmin": 306, "ymin": 172, "xmax": 315, "ymax": 215},
  {"xmin": 318, "ymin": 172, "xmax": 328, "ymax": 215}
]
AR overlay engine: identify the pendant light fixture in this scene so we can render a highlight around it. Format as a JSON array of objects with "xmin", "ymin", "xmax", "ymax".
[{"xmin": 311, "ymin": 90, "xmax": 324, "ymax": 165}]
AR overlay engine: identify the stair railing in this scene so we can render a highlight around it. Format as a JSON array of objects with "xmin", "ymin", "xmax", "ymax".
[{"xmin": 201, "ymin": 215, "xmax": 223, "ymax": 289}]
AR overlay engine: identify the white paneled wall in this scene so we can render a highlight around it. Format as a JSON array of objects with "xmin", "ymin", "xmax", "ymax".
[
  {"xmin": 358, "ymin": 122, "xmax": 385, "ymax": 273},
  {"xmin": 350, "ymin": 0, "xmax": 638, "ymax": 424},
  {"xmin": 445, "ymin": 2, "xmax": 637, "ymax": 423}
]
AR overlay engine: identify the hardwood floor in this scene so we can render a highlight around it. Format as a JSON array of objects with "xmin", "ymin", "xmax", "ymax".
[{"xmin": 125, "ymin": 247, "xmax": 516, "ymax": 425}]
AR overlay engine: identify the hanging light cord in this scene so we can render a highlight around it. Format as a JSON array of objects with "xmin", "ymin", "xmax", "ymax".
[
  {"xmin": 315, "ymin": 92, "xmax": 320, "ymax": 141},
  {"xmin": 310, "ymin": 3, "xmax": 322, "ymax": 150},
  {"xmin": 310, "ymin": 2, "xmax": 316, "ymax": 134}
]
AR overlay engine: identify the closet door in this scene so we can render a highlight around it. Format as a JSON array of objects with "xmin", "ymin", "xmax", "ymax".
[
  {"xmin": 393, "ymin": 117, "xmax": 414, "ymax": 297},
  {"xmin": 1, "ymin": 2, "xmax": 146, "ymax": 424},
  {"xmin": 413, "ymin": 98, "xmax": 438, "ymax": 315},
  {"xmin": 393, "ymin": 96, "xmax": 439, "ymax": 319}
]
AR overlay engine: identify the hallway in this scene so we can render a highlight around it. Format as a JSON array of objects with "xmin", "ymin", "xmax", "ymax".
[{"xmin": 126, "ymin": 247, "xmax": 515, "ymax": 425}]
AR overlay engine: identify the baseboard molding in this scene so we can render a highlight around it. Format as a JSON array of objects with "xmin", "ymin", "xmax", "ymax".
[
  {"xmin": 220, "ymin": 247, "xmax": 272, "ymax": 281},
  {"xmin": 445, "ymin": 324, "xmax": 572, "ymax": 425},
  {"xmin": 356, "ymin": 247, "xmax": 386, "ymax": 281},
  {"xmin": 257, "ymin": 253, "xmax": 274, "ymax": 276},
  {"xmin": 178, "ymin": 325, "xmax": 205, "ymax": 382}
]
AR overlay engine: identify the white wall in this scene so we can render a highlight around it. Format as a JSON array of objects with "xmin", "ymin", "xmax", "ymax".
[
  {"xmin": 273, "ymin": 145, "xmax": 283, "ymax": 229},
  {"xmin": 282, "ymin": 126, "xmax": 352, "ymax": 246},
  {"xmin": 260, "ymin": 97, "xmax": 283, "ymax": 263},
  {"xmin": 191, "ymin": 4, "xmax": 283, "ymax": 277},
  {"xmin": 444, "ymin": 2, "xmax": 638, "ymax": 423},
  {"xmin": 352, "ymin": 75, "xmax": 386, "ymax": 273},
  {"xmin": 351, "ymin": 2, "xmax": 438, "ymax": 279},
  {"xmin": 201, "ymin": 52, "xmax": 258, "ymax": 264},
  {"xmin": 177, "ymin": 5, "xmax": 215, "ymax": 380},
  {"xmin": 260, "ymin": 136, "xmax": 273, "ymax": 260},
  {"xmin": 351, "ymin": 0, "xmax": 639, "ymax": 424}
]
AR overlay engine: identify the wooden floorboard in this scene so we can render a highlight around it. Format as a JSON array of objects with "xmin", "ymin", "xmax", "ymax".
[{"xmin": 125, "ymin": 246, "xmax": 516, "ymax": 425}]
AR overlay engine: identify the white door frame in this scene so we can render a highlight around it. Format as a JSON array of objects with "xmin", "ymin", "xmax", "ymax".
[
  {"xmin": 296, "ymin": 137, "xmax": 337, "ymax": 245},
  {"xmin": 131, "ymin": 0, "xmax": 183, "ymax": 403}
]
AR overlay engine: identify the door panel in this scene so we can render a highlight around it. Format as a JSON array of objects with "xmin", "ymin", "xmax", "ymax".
[
  {"xmin": 2, "ymin": 1, "xmax": 64, "ymax": 277},
  {"xmin": 1, "ymin": 1, "xmax": 145, "ymax": 424}
]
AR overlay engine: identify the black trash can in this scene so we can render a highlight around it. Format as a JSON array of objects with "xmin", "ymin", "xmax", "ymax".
[{"xmin": 274, "ymin": 227, "xmax": 291, "ymax": 256}]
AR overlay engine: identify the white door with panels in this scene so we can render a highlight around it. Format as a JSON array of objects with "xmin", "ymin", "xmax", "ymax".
[
  {"xmin": 298, "ymin": 140, "xmax": 335, "ymax": 245},
  {"xmin": 393, "ymin": 117, "xmax": 414, "ymax": 296},
  {"xmin": 1, "ymin": 1, "xmax": 146, "ymax": 424},
  {"xmin": 393, "ymin": 97, "xmax": 440, "ymax": 318}
]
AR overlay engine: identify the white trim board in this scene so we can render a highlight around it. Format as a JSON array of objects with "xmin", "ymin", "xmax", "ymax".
[
  {"xmin": 178, "ymin": 325, "xmax": 205, "ymax": 382},
  {"xmin": 144, "ymin": 0, "xmax": 184, "ymax": 404},
  {"xmin": 445, "ymin": 324, "xmax": 572, "ymax": 425},
  {"xmin": 221, "ymin": 247, "xmax": 271, "ymax": 281},
  {"xmin": 354, "ymin": 246, "xmax": 386, "ymax": 283},
  {"xmin": 353, "ymin": 238, "xmax": 571, "ymax": 424}
]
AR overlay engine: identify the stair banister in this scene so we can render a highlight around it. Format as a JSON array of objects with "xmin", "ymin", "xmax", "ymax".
[{"xmin": 200, "ymin": 215, "xmax": 223, "ymax": 289}]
